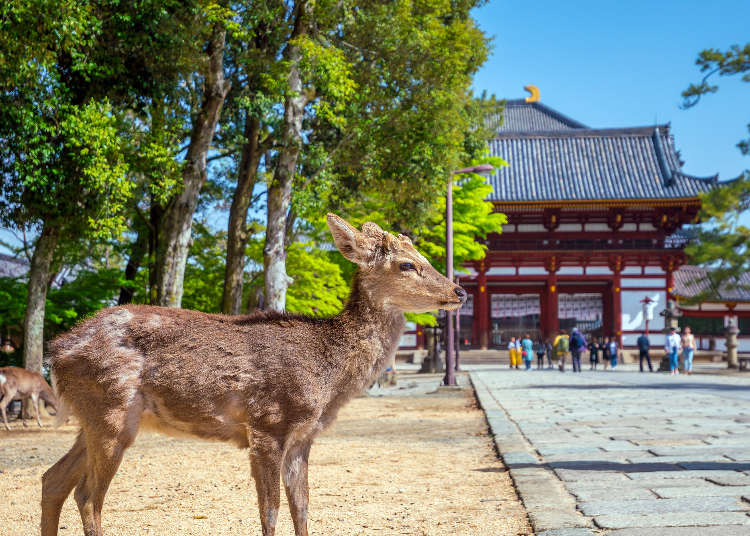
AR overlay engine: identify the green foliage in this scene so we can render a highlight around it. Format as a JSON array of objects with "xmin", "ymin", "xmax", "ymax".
[
  {"xmin": 0, "ymin": 269, "xmax": 126, "ymax": 340},
  {"xmin": 181, "ymin": 223, "xmax": 228, "ymax": 313},
  {"xmin": 682, "ymin": 43, "xmax": 750, "ymax": 300},
  {"xmin": 685, "ymin": 174, "xmax": 750, "ymax": 302},
  {"xmin": 681, "ymin": 44, "xmax": 750, "ymax": 107},
  {"xmin": 682, "ymin": 43, "xmax": 750, "ymax": 158},
  {"xmin": 285, "ymin": 243, "xmax": 350, "ymax": 316},
  {"xmin": 297, "ymin": 0, "xmax": 498, "ymax": 232},
  {"xmin": 246, "ymin": 236, "xmax": 350, "ymax": 317},
  {"xmin": 1, "ymin": 0, "xmax": 499, "ymax": 339}
]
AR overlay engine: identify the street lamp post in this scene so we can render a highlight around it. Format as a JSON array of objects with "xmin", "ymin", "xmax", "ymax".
[{"xmin": 444, "ymin": 163, "xmax": 494, "ymax": 386}]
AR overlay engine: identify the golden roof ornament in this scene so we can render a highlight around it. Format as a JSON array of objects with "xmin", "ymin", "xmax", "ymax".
[{"xmin": 524, "ymin": 84, "xmax": 540, "ymax": 103}]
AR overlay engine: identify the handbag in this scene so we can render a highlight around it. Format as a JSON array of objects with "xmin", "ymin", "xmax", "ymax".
[{"xmin": 522, "ymin": 350, "xmax": 527, "ymax": 358}]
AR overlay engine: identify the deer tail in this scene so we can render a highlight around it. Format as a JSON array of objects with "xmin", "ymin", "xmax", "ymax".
[{"xmin": 50, "ymin": 370, "xmax": 71, "ymax": 427}]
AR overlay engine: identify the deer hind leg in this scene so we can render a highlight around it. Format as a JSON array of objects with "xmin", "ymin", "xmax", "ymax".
[
  {"xmin": 250, "ymin": 433, "xmax": 284, "ymax": 536},
  {"xmin": 282, "ymin": 439, "xmax": 312, "ymax": 536},
  {"xmin": 74, "ymin": 406, "xmax": 140, "ymax": 536},
  {"xmin": 41, "ymin": 432, "xmax": 88, "ymax": 536}
]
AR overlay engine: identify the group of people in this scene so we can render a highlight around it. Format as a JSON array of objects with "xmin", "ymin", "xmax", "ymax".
[
  {"xmin": 507, "ymin": 329, "xmax": 621, "ymax": 372},
  {"xmin": 664, "ymin": 325, "xmax": 696, "ymax": 375},
  {"xmin": 506, "ymin": 326, "xmax": 697, "ymax": 374}
]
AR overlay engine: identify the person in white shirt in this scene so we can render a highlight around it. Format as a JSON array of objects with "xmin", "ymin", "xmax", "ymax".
[{"xmin": 665, "ymin": 327, "xmax": 681, "ymax": 375}]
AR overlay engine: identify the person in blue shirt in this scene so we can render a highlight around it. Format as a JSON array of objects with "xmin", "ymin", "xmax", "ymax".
[
  {"xmin": 569, "ymin": 328, "xmax": 586, "ymax": 373},
  {"xmin": 521, "ymin": 333, "xmax": 534, "ymax": 370},
  {"xmin": 608, "ymin": 336, "xmax": 620, "ymax": 369},
  {"xmin": 665, "ymin": 327, "xmax": 681, "ymax": 375},
  {"xmin": 636, "ymin": 332, "xmax": 652, "ymax": 372}
]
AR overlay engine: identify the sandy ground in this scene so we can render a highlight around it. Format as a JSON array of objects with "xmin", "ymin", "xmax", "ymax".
[{"xmin": 0, "ymin": 378, "xmax": 531, "ymax": 536}]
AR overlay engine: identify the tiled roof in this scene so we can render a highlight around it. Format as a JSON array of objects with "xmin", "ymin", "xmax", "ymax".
[
  {"xmin": 0, "ymin": 253, "xmax": 28, "ymax": 278},
  {"xmin": 495, "ymin": 99, "xmax": 588, "ymax": 132},
  {"xmin": 488, "ymin": 115, "xmax": 718, "ymax": 201},
  {"xmin": 673, "ymin": 265, "xmax": 750, "ymax": 302}
]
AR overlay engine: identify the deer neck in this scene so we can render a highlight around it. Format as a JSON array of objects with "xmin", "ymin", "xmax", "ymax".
[{"xmin": 330, "ymin": 270, "xmax": 405, "ymax": 389}]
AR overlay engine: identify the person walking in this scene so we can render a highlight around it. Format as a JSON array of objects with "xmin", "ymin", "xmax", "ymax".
[
  {"xmin": 665, "ymin": 327, "xmax": 681, "ymax": 375},
  {"xmin": 546, "ymin": 339, "xmax": 554, "ymax": 368},
  {"xmin": 682, "ymin": 326, "xmax": 696, "ymax": 375},
  {"xmin": 521, "ymin": 333, "xmax": 534, "ymax": 370},
  {"xmin": 535, "ymin": 337, "xmax": 546, "ymax": 370},
  {"xmin": 515, "ymin": 337, "xmax": 523, "ymax": 369},
  {"xmin": 637, "ymin": 331, "xmax": 653, "ymax": 372},
  {"xmin": 553, "ymin": 329, "xmax": 570, "ymax": 372},
  {"xmin": 570, "ymin": 328, "xmax": 586, "ymax": 373},
  {"xmin": 602, "ymin": 336, "xmax": 611, "ymax": 370},
  {"xmin": 608, "ymin": 336, "xmax": 620, "ymax": 369},
  {"xmin": 588, "ymin": 338, "xmax": 601, "ymax": 370},
  {"xmin": 508, "ymin": 337, "xmax": 518, "ymax": 369}
]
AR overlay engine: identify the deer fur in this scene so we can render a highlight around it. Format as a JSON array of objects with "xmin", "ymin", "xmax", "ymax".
[
  {"xmin": 0, "ymin": 366, "xmax": 58, "ymax": 431},
  {"xmin": 41, "ymin": 214, "xmax": 466, "ymax": 536}
]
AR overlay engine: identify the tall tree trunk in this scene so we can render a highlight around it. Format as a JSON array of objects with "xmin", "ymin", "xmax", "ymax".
[
  {"xmin": 263, "ymin": 7, "xmax": 310, "ymax": 312},
  {"xmin": 222, "ymin": 116, "xmax": 262, "ymax": 314},
  {"xmin": 148, "ymin": 202, "xmax": 164, "ymax": 305},
  {"xmin": 23, "ymin": 223, "xmax": 58, "ymax": 374},
  {"xmin": 118, "ymin": 223, "xmax": 148, "ymax": 305},
  {"xmin": 156, "ymin": 25, "xmax": 230, "ymax": 307}
]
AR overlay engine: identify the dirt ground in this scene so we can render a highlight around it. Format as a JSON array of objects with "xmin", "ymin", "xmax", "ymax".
[{"xmin": 0, "ymin": 378, "xmax": 531, "ymax": 535}]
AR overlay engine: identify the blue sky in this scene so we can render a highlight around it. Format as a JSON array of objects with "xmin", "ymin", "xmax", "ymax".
[{"xmin": 472, "ymin": 0, "xmax": 748, "ymax": 182}]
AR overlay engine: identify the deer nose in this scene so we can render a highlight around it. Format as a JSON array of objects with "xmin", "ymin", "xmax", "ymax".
[{"xmin": 454, "ymin": 286, "xmax": 467, "ymax": 303}]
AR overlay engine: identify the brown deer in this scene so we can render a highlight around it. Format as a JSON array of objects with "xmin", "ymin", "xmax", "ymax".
[
  {"xmin": 0, "ymin": 366, "xmax": 58, "ymax": 431},
  {"xmin": 41, "ymin": 214, "xmax": 466, "ymax": 536}
]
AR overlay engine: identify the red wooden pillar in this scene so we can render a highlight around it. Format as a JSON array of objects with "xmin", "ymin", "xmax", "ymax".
[
  {"xmin": 602, "ymin": 289, "xmax": 612, "ymax": 337},
  {"xmin": 477, "ymin": 263, "xmax": 489, "ymax": 350},
  {"xmin": 546, "ymin": 278, "xmax": 558, "ymax": 339},
  {"xmin": 612, "ymin": 275, "xmax": 622, "ymax": 345},
  {"xmin": 544, "ymin": 256, "xmax": 559, "ymax": 340},
  {"xmin": 608, "ymin": 255, "xmax": 623, "ymax": 345}
]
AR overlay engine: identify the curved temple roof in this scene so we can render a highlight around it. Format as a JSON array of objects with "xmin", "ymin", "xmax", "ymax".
[
  {"xmin": 488, "ymin": 100, "xmax": 717, "ymax": 202},
  {"xmin": 674, "ymin": 265, "xmax": 750, "ymax": 303}
]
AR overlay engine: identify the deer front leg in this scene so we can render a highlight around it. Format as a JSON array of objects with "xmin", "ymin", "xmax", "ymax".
[
  {"xmin": 250, "ymin": 434, "xmax": 283, "ymax": 536},
  {"xmin": 282, "ymin": 439, "xmax": 312, "ymax": 536}
]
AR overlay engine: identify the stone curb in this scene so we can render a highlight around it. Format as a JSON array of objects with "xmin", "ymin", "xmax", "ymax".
[{"xmin": 470, "ymin": 373, "xmax": 596, "ymax": 535}]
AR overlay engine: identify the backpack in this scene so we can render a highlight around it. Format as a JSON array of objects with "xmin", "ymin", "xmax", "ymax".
[
  {"xmin": 555, "ymin": 335, "xmax": 569, "ymax": 353},
  {"xmin": 571, "ymin": 332, "xmax": 583, "ymax": 350}
]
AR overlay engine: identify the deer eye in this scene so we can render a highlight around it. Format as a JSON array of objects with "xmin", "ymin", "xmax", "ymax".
[{"xmin": 399, "ymin": 262, "xmax": 417, "ymax": 272}]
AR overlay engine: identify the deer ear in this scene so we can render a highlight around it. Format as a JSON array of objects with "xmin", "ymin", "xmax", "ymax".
[{"xmin": 326, "ymin": 213, "xmax": 374, "ymax": 265}]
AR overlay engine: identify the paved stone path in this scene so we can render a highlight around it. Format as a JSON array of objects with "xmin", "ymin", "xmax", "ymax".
[{"xmin": 468, "ymin": 365, "xmax": 750, "ymax": 536}]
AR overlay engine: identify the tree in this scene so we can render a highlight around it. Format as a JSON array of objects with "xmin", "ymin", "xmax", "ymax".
[
  {"xmin": 684, "ymin": 175, "xmax": 750, "ymax": 302},
  {"xmin": 682, "ymin": 43, "xmax": 750, "ymax": 300},
  {"xmin": 155, "ymin": 19, "xmax": 231, "ymax": 307},
  {"xmin": 0, "ymin": 0, "xmax": 208, "ymax": 371},
  {"xmin": 0, "ymin": 94, "xmax": 131, "ymax": 375}
]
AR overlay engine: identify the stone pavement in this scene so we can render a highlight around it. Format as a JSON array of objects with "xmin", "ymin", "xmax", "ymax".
[{"xmin": 468, "ymin": 364, "xmax": 750, "ymax": 536}]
